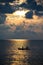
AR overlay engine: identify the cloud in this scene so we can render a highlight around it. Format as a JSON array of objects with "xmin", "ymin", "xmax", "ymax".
[
  {"xmin": 0, "ymin": 21, "xmax": 43, "ymax": 39},
  {"xmin": 0, "ymin": 13, "xmax": 43, "ymax": 39}
]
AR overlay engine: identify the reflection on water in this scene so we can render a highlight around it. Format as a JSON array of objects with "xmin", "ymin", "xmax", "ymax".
[{"xmin": 0, "ymin": 40, "xmax": 43, "ymax": 65}]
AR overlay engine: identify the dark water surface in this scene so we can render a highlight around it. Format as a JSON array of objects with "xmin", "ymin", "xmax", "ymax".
[{"xmin": 0, "ymin": 39, "xmax": 43, "ymax": 65}]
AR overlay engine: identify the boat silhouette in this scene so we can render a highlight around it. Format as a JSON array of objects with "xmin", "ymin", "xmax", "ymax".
[{"xmin": 18, "ymin": 46, "xmax": 30, "ymax": 50}]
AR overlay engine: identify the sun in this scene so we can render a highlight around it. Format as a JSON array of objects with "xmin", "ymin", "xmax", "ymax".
[
  {"xmin": 13, "ymin": 10, "xmax": 25, "ymax": 17},
  {"xmin": 13, "ymin": 9, "xmax": 30, "ymax": 17},
  {"xmin": 15, "ymin": 10, "xmax": 25, "ymax": 17}
]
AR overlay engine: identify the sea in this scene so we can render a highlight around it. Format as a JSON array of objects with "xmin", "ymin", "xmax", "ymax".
[{"xmin": 0, "ymin": 39, "xmax": 43, "ymax": 65}]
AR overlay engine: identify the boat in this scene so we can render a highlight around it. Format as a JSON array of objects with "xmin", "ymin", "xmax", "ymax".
[{"xmin": 18, "ymin": 46, "xmax": 30, "ymax": 50}]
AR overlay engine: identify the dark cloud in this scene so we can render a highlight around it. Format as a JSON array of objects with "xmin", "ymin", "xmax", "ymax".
[{"xmin": 0, "ymin": 14, "xmax": 6, "ymax": 24}]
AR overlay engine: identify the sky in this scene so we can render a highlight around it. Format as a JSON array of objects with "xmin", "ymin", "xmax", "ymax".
[{"xmin": 0, "ymin": 0, "xmax": 43, "ymax": 39}]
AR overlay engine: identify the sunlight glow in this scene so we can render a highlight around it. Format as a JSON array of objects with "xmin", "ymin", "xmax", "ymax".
[{"xmin": 13, "ymin": 10, "xmax": 30, "ymax": 17}]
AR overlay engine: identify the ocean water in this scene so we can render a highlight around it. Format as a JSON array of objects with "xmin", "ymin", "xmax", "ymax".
[{"xmin": 0, "ymin": 39, "xmax": 43, "ymax": 65}]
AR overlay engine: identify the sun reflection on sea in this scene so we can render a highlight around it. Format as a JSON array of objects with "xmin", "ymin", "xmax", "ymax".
[
  {"xmin": 9, "ymin": 39, "xmax": 29, "ymax": 48},
  {"xmin": 7, "ymin": 39, "xmax": 31, "ymax": 65}
]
